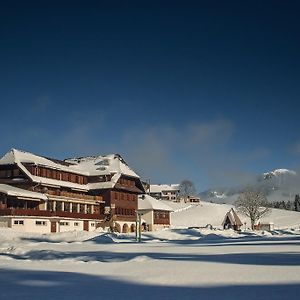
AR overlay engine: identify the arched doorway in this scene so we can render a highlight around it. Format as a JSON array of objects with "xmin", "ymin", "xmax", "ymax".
[
  {"xmin": 130, "ymin": 223, "xmax": 135, "ymax": 233},
  {"xmin": 114, "ymin": 223, "xmax": 121, "ymax": 233},
  {"xmin": 122, "ymin": 223, "xmax": 129, "ymax": 233}
]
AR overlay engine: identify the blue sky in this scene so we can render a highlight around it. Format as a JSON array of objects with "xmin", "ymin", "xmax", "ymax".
[{"xmin": 1, "ymin": 1, "xmax": 300, "ymax": 191}]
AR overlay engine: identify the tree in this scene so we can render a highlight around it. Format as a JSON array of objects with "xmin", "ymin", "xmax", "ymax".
[
  {"xmin": 234, "ymin": 187, "xmax": 270, "ymax": 230},
  {"xmin": 179, "ymin": 180, "xmax": 196, "ymax": 202},
  {"xmin": 295, "ymin": 194, "xmax": 300, "ymax": 212}
]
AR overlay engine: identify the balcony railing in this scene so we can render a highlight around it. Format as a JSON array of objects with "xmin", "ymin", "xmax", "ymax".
[
  {"xmin": 0, "ymin": 208, "xmax": 104, "ymax": 220},
  {"xmin": 47, "ymin": 190, "xmax": 103, "ymax": 201}
]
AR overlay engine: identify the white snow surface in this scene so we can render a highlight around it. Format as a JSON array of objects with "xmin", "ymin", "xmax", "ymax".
[
  {"xmin": 149, "ymin": 183, "xmax": 180, "ymax": 193},
  {"xmin": 138, "ymin": 194, "xmax": 173, "ymax": 211},
  {"xmin": 65, "ymin": 153, "xmax": 139, "ymax": 178},
  {"xmin": 1, "ymin": 201, "xmax": 300, "ymax": 300},
  {"xmin": 169, "ymin": 200, "xmax": 300, "ymax": 229},
  {"xmin": 0, "ymin": 149, "xmax": 140, "ymax": 191}
]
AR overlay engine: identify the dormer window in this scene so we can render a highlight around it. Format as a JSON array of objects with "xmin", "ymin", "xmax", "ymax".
[{"xmin": 95, "ymin": 159, "xmax": 110, "ymax": 166}]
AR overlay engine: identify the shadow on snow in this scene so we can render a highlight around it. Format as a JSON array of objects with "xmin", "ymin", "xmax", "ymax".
[
  {"xmin": 1, "ymin": 250, "xmax": 300, "ymax": 266},
  {"xmin": 0, "ymin": 268, "xmax": 299, "ymax": 300}
]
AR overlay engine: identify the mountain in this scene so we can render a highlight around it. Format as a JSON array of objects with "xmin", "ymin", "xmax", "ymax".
[{"xmin": 200, "ymin": 168, "xmax": 299, "ymax": 204}]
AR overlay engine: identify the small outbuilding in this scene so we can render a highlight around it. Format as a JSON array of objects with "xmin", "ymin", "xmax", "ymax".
[
  {"xmin": 222, "ymin": 208, "xmax": 243, "ymax": 231},
  {"xmin": 138, "ymin": 194, "xmax": 173, "ymax": 231},
  {"xmin": 255, "ymin": 222, "xmax": 274, "ymax": 231}
]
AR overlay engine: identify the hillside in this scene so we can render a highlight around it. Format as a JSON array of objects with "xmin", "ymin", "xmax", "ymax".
[
  {"xmin": 200, "ymin": 168, "xmax": 300, "ymax": 205},
  {"xmin": 168, "ymin": 200, "xmax": 300, "ymax": 230}
]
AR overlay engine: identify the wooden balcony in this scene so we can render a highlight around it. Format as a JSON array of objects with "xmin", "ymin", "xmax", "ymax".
[
  {"xmin": 0, "ymin": 208, "xmax": 104, "ymax": 220},
  {"xmin": 47, "ymin": 190, "xmax": 103, "ymax": 202},
  {"xmin": 154, "ymin": 218, "xmax": 170, "ymax": 225}
]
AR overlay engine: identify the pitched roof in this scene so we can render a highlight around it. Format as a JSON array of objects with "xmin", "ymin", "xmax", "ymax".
[
  {"xmin": 222, "ymin": 208, "xmax": 243, "ymax": 227},
  {"xmin": 0, "ymin": 149, "xmax": 142, "ymax": 191},
  {"xmin": 0, "ymin": 184, "xmax": 47, "ymax": 200},
  {"xmin": 138, "ymin": 194, "xmax": 173, "ymax": 211},
  {"xmin": 149, "ymin": 184, "xmax": 180, "ymax": 193},
  {"xmin": 65, "ymin": 154, "xmax": 139, "ymax": 178}
]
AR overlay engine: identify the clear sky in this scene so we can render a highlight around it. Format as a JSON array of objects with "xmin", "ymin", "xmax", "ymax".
[{"xmin": 1, "ymin": 0, "xmax": 300, "ymax": 191}]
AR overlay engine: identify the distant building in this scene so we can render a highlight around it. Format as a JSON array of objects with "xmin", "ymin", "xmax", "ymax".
[
  {"xmin": 186, "ymin": 195, "xmax": 201, "ymax": 203},
  {"xmin": 138, "ymin": 194, "xmax": 173, "ymax": 231},
  {"xmin": 0, "ymin": 148, "xmax": 145, "ymax": 234},
  {"xmin": 149, "ymin": 184, "xmax": 180, "ymax": 201},
  {"xmin": 222, "ymin": 208, "xmax": 243, "ymax": 231}
]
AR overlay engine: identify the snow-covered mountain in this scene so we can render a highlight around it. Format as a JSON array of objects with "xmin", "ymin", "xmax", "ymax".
[
  {"xmin": 200, "ymin": 168, "xmax": 299, "ymax": 204},
  {"xmin": 262, "ymin": 168, "xmax": 296, "ymax": 179}
]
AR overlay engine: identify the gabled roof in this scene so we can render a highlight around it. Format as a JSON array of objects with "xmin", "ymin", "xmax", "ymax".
[
  {"xmin": 138, "ymin": 194, "xmax": 173, "ymax": 212},
  {"xmin": 0, "ymin": 149, "xmax": 142, "ymax": 191},
  {"xmin": 0, "ymin": 149, "xmax": 90, "ymax": 191},
  {"xmin": 65, "ymin": 154, "xmax": 139, "ymax": 178},
  {"xmin": 0, "ymin": 149, "xmax": 84, "ymax": 174},
  {"xmin": 0, "ymin": 183, "xmax": 47, "ymax": 200},
  {"xmin": 222, "ymin": 208, "xmax": 243, "ymax": 227}
]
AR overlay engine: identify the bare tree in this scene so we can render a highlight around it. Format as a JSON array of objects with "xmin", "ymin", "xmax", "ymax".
[
  {"xmin": 179, "ymin": 180, "xmax": 196, "ymax": 202},
  {"xmin": 234, "ymin": 187, "xmax": 270, "ymax": 230}
]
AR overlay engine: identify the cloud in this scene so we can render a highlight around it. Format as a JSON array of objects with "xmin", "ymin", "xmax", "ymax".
[
  {"xmin": 120, "ymin": 118, "xmax": 270, "ymax": 190},
  {"xmin": 185, "ymin": 119, "xmax": 234, "ymax": 147},
  {"xmin": 290, "ymin": 141, "xmax": 300, "ymax": 155},
  {"xmin": 0, "ymin": 114, "xmax": 270, "ymax": 191}
]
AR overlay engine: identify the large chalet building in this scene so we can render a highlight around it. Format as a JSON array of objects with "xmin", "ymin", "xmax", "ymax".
[{"xmin": 0, "ymin": 149, "xmax": 145, "ymax": 233}]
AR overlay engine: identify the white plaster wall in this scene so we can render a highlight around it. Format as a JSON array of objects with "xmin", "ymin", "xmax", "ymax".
[
  {"xmin": 88, "ymin": 220, "xmax": 96, "ymax": 231},
  {"xmin": 141, "ymin": 211, "xmax": 153, "ymax": 225},
  {"xmin": 0, "ymin": 217, "xmax": 9, "ymax": 228},
  {"xmin": 58, "ymin": 220, "xmax": 84, "ymax": 232},
  {"xmin": 11, "ymin": 218, "xmax": 50, "ymax": 233}
]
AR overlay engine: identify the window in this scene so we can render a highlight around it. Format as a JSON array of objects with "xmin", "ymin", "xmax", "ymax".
[
  {"xmin": 90, "ymin": 223, "xmax": 95, "ymax": 227},
  {"xmin": 86, "ymin": 205, "xmax": 92, "ymax": 214},
  {"xmin": 60, "ymin": 222, "xmax": 69, "ymax": 226},
  {"xmin": 74, "ymin": 222, "xmax": 79, "ymax": 226},
  {"xmin": 64, "ymin": 202, "xmax": 70, "ymax": 212},
  {"xmin": 36, "ymin": 221, "xmax": 47, "ymax": 226},
  {"xmin": 56, "ymin": 201, "xmax": 62, "ymax": 211},
  {"xmin": 14, "ymin": 220, "xmax": 24, "ymax": 225}
]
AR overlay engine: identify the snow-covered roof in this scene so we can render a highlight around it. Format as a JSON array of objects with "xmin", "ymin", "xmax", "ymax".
[
  {"xmin": 0, "ymin": 184, "xmax": 47, "ymax": 200},
  {"xmin": 0, "ymin": 149, "xmax": 142, "ymax": 191},
  {"xmin": 138, "ymin": 194, "xmax": 173, "ymax": 212},
  {"xmin": 65, "ymin": 154, "xmax": 139, "ymax": 178},
  {"xmin": 222, "ymin": 208, "xmax": 243, "ymax": 227},
  {"xmin": 0, "ymin": 148, "xmax": 85, "ymax": 174},
  {"xmin": 150, "ymin": 184, "xmax": 180, "ymax": 193}
]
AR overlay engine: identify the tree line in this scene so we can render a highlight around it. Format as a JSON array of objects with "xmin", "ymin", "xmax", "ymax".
[{"xmin": 267, "ymin": 194, "xmax": 300, "ymax": 211}]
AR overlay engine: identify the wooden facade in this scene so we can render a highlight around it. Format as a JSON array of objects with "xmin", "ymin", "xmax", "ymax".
[
  {"xmin": 0, "ymin": 150, "xmax": 145, "ymax": 233},
  {"xmin": 153, "ymin": 210, "xmax": 170, "ymax": 225}
]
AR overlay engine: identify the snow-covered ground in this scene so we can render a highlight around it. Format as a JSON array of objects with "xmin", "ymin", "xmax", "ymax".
[
  {"xmin": 1, "ymin": 202, "xmax": 300, "ymax": 300},
  {"xmin": 170, "ymin": 200, "xmax": 300, "ymax": 229}
]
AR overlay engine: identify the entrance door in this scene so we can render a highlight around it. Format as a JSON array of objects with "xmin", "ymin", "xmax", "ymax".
[
  {"xmin": 51, "ymin": 221, "xmax": 57, "ymax": 233},
  {"xmin": 83, "ymin": 220, "xmax": 89, "ymax": 231}
]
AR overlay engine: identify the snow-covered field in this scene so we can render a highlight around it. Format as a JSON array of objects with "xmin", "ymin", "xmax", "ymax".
[
  {"xmin": 1, "ymin": 202, "xmax": 300, "ymax": 300},
  {"xmin": 170, "ymin": 200, "xmax": 300, "ymax": 229}
]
